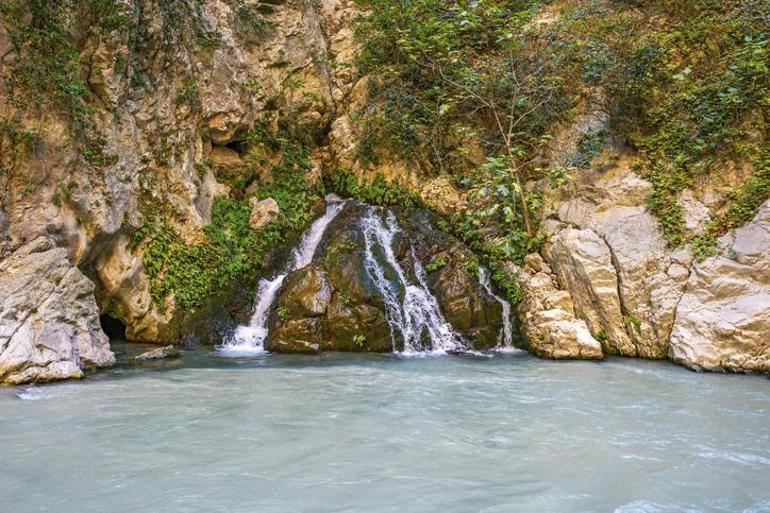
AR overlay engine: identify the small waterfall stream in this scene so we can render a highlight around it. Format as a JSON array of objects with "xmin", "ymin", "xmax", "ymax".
[
  {"xmin": 478, "ymin": 266, "xmax": 515, "ymax": 350},
  {"xmin": 221, "ymin": 199, "xmax": 513, "ymax": 356},
  {"xmin": 361, "ymin": 208, "xmax": 466, "ymax": 354},
  {"xmin": 219, "ymin": 196, "xmax": 347, "ymax": 355}
]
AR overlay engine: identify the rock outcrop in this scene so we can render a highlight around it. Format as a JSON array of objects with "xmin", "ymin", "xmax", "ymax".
[
  {"xmin": 265, "ymin": 203, "xmax": 507, "ymax": 353},
  {"xmin": 526, "ymin": 156, "xmax": 769, "ymax": 373},
  {"xmin": 0, "ymin": 239, "xmax": 115, "ymax": 385},
  {"xmin": 669, "ymin": 199, "xmax": 770, "ymax": 373},
  {"xmin": 0, "ymin": 0, "xmax": 363, "ymax": 350},
  {"xmin": 515, "ymin": 255, "xmax": 603, "ymax": 360},
  {"xmin": 249, "ymin": 197, "xmax": 280, "ymax": 230}
]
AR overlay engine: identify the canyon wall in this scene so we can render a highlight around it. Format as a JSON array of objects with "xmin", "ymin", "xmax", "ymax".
[{"xmin": 0, "ymin": 0, "xmax": 767, "ymax": 383}]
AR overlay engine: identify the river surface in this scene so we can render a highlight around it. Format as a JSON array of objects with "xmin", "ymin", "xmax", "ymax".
[{"xmin": 1, "ymin": 345, "xmax": 769, "ymax": 513}]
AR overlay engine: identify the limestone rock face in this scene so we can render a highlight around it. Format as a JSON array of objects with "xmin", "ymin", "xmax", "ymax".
[
  {"xmin": 0, "ymin": 239, "xmax": 115, "ymax": 385},
  {"xmin": 548, "ymin": 227, "xmax": 633, "ymax": 355},
  {"xmin": 0, "ymin": 0, "xmax": 363, "ymax": 355},
  {"xmin": 249, "ymin": 198, "xmax": 280, "ymax": 230},
  {"xmin": 537, "ymin": 164, "xmax": 692, "ymax": 360},
  {"xmin": 516, "ymin": 264, "xmax": 603, "ymax": 360},
  {"xmin": 590, "ymin": 206, "xmax": 691, "ymax": 358},
  {"xmin": 669, "ymin": 200, "xmax": 770, "ymax": 373}
]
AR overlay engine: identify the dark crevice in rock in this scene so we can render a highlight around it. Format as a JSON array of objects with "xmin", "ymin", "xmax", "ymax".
[{"xmin": 100, "ymin": 314, "xmax": 127, "ymax": 340}]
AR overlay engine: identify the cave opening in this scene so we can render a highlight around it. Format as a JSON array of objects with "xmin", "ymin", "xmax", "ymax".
[{"xmin": 100, "ymin": 314, "xmax": 127, "ymax": 340}]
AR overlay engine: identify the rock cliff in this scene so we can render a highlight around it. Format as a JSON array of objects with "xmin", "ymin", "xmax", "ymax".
[{"xmin": 0, "ymin": 0, "xmax": 767, "ymax": 383}]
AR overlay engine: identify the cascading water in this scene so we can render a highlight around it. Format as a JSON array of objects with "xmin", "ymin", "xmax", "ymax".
[
  {"xmin": 478, "ymin": 266, "xmax": 516, "ymax": 350},
  {"xmin": 218, "ymin": 196, "xmax": 347, "ymax": 355},
  {"xmin": 361, "ymin": 207, "xmax": 466, "ymax": 354}
]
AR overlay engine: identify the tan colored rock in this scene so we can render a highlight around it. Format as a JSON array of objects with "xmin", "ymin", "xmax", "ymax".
[
  {"xmin": 210, "ymin": 146, "xmax": 244, "ymax": 170},
  {"xmin": 516, "ymin": 268, "xmax": 603, "ymax": 360},
  {"xmin": 93, "ymin": 236, "xmax": 172, "ymax": 342},
  {"xmin": 548, "ymin": 228, "xmax": 634, "ymax": 355},
  {"xmin": 249, "ymin": 197, "xmax": 280, "ymax": 230},
  {"xmin": 669, "ymin": 199, "xmax": 770, "ymax": 373},
  {"xmin": 265, "ymin": 318, "xmax": 323, "ymax": 354},
  {"xmin": 590, "ymin": 206, "xmax": 690, "ymax": 358},
  {"xmin": 0, "ymin": 239, "xmax": 115, "ymax": 385},
  {"xmin": 279, "ymin": 266, "xmax": 332, "ymax": 317},
  {"xmin": 678, "ymin": 189, "xmax": 712, "ymax": 232}
]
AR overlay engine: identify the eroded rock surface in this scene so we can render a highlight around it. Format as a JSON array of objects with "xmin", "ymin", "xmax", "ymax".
[
  {"xmin": 516, "ymin": 263, "xmax": 603, "ymax": 360},
  {"xmin": 0, "ymin": 239, "xmax": 115, "ymax": 385},
  {"xmin": 669, "ymin": 200, "xmax": 770, "ymax": 373}
]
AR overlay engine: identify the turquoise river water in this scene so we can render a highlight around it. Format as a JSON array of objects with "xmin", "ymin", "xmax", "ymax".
[{"xmin": 1, "ymin": 346, "xmax": 769, "ymax": 513}]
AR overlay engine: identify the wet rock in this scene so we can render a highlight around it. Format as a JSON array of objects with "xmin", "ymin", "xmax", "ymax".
[
  {"xmin": 265, "ymin": 203, "xmax": 506, "ymax": 353},
  {"xmin": 280, "ymin": 266, "xmax": 332, "ymax": 317},
  {"xmin": 266, "ymin": 318, "xmax": 323, "ymax": 354},
  {"xmin": 249, "ymin": 197, "xmax": 280, "ymax": 230},
  {"xmin": 0, "ymin": 238, "xmax": 115, "ymax": 385},
  {"xmin": 427, "ymin": 262, "xmax": 503, "ymax": 350},
  {"xmin": 669, "ymin": 199, "xmax": 770, "ymax": 373},
  {"xmin": 395, "ymin": 209, "xmax": 505, "ymax": 350},
  {"xmin": 323, "ymin": 294, "xmax": 392, "ymax": 352},
  {"xmin": 134, "ymin": 345, "xmax": 181, "ymax": 362}
]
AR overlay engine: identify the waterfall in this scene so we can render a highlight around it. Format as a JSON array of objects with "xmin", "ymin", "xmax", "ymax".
[
  {"xmin": 478, "ymin": 266, "xmax": 515, "ymax": 350},
  {"xmin": 218, "ymin": 196, "xmax": 346, "ymax": 355},
  {"xmin": 361, "ymin": 208, "xmax": 466, "ymax": 354}
]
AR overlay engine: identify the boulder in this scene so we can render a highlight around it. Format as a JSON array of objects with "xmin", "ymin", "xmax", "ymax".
[
  {"xmin": 669, "ymin": 199, "xmax": 770, "ymax": 373},
  {"xmin": 516, "ymin": 267, "xmax": 603, "ymax": 360},
  {"xmin": 265, "ymin": 318, "xmax": 323, "ymax": 354},
  {"xmin": 249, "ymin": 197, "xmax": 280, "ymax": 230},
  {"xmin": 548, "ymin": 227, "xmax": 634, "ymax": 355},
  {"xmin": 0, "ymin": 238, "xmax": 115, "ymax": 385},
  {"xmin": 279, "ymin": 266, "xmax": 332, "ymax": 317}
]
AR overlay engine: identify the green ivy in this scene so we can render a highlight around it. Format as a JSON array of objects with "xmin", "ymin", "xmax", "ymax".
[{"xmin": 328, "ymin": 169, "xmax": 422, "ymax": 207}]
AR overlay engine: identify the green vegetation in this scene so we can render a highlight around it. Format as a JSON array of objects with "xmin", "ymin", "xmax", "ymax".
[
  {"xmin": 354, "ymin": 0, "xmax": 770, "ymax": 281},
  {"xmin": 626, "ymin": 314, "xmax": 642, "ymax": 334},
  {"xmin": 137, "ymin": 125, "xmax": 322, "ymax": 310},
  {"xmin": 329, "ymin": 169, "xmax": 422, "ymax": 207},
  {"xmin": 353, "ymin": 334, "xmax": 367, "ymax": 348},
  {"xmin": 277, "ymin": 306, "xmax": 291, "ymax": 322},
  {"xmin": 692, "ymin": 151, "xmax": 770, "ymax": 261},
  {"xmin": 424, "ymin": 256, "xmax": 448, "ymax": 273},
  {"xmin": 594, "ymin": 330, "xmax": 609, "ymax": 344},
  {"xmin": 0, "ymin": 0, "xmax": 129, "ymax": 167}
]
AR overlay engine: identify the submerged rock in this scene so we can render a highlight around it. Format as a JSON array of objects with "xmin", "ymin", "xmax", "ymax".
[
  {"xmin": 134, "ymin": 345, "xmax": 181, "ymax": 362},
  {"xmin": 0, "ymin": 238, "xmax": 115, "ymax": 385}
]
